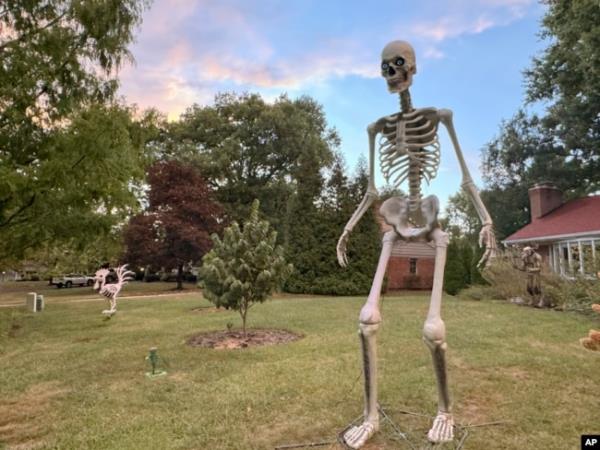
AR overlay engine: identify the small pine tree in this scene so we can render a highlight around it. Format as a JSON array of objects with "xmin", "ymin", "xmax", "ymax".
[
  {"xmin": 444, "ymin": 239, "xmax": 465, "ymax": 295},
  {"xmin": 470, "ymin": 244, "xmax": 487, "ymax": 285},
  {"xmin": 460, "ymin": 242, "xmax": 473, "ymax": 287},
  {"xmin": 200, "ymin": 200, "xmax": 293, "ymax": 334}
]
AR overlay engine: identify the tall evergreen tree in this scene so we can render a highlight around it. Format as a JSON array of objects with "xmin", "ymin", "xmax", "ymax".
[
  {"xmin": 285, "ymin": 155, "xmax": 380, "ymax": 295},
  {"xmin": 444, "ymin": 239, "xmax": 466, "ymax": 295}
]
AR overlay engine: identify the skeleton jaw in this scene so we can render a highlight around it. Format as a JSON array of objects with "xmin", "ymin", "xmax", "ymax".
[{"xmin": 386, "ymin": 74, "xmax": 410, "ymax": 93}]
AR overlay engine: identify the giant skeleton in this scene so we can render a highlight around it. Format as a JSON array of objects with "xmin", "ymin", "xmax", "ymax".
[{"xmin": 336, "ymin": 41, "xmax": 497, "ymax": 449}]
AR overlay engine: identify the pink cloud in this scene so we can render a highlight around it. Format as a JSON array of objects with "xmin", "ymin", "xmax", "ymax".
[
  {"xmin": 410, "ymin": 15, "xmax": 496, "ymax": 43},
  {"xmin": 117, "ymin": 0, "xmax": 539, "ymax": 117},
  {"xmin": 166, "ymin": 40, "xmax": 194, "ymax": 66},
  {"xmin": 195, "ymin": 51, "xmax": 377, "ymax": 89}
]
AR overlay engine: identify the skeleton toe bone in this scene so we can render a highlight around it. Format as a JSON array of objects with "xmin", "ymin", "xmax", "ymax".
[
  {"xmin": 427, "ymin": 411, "xmax": 454, "ymax": 443},
  {"xmin": 343, "ymin": 421, "xmax": 378, "ymax": 449}
]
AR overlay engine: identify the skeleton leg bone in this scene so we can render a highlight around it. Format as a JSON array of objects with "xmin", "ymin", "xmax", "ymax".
[
  {"xmin": 343, "ymin": 231, "xmax": 396, "ymax": 449},
  {"xmin": 423, "ymin": 228, "xmax": 454, "ymax": 443},
  {"xmin": 102, "ymin": 295, "xmax": 117, "ymax": 316}
]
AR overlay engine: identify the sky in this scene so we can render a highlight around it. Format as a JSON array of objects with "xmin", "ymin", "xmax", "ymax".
[{"xmin": 118, "ymin": 0, "xmax": 548, "ymax": 209}]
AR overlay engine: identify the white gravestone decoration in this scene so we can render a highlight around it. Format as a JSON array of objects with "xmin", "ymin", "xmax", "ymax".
[
  {"xmin": 25, "ymin": 292, "xmax": 44, "ymax": 312},
  {"xmin": 26, "ymin": 292, "xmax": 37, "ymax": 312},
  {"xmin": 336, "ymin": 40, "xmax": 497, "ymax": 448}
]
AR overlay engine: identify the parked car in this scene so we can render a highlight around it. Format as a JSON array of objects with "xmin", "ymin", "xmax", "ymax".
[{"xmin": 50, "ymin": 274, "xmax": 94, "ymax": 288}]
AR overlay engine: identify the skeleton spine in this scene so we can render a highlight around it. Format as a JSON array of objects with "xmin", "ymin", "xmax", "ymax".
[{"xmin": 400, "ymin": 90, "xmax": 422, "ymax": 210}]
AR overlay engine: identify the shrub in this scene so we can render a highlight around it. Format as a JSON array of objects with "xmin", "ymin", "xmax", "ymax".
[
  {"xmin": 464, "ymin": 252, "xmax": 600, "ymax": 313},
  {"xmin": 201, "ymin": 200, "xmax": 293, "ymax": 333}
]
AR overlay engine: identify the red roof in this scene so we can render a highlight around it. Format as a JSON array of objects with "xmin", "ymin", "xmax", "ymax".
[{"xmin": 504, "ymin": 196, "xmax": 600, "ymax": 243}]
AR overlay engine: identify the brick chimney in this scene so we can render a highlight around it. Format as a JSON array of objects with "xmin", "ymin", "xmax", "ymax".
[{"xmin": 528, "ymin": 183, "xmax": 562, "ymax": 222}]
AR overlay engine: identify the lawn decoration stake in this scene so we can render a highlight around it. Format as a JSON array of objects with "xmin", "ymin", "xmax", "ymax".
[
  {"xmin": 336, "ymin": 40, "xmax": 497, "ymax": 449},
  {"xmin": 93, "ymin": 265, "xmax": 134, "ymax": 317},
  {"xmin": 145, "ymin": 346, "xmax": 167, "ymax": 378}
]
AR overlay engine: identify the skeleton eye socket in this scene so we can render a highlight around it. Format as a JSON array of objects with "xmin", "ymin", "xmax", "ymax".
[
  {"xmin": 395, "ymin": 57, "xmax": 405, "ymax": 66},
  {"xmin": 381, "ymin": 62, "xmax": 389, "ymax": 71}
]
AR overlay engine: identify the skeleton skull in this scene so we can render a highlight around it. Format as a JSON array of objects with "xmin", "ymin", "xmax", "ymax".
[{"xmin": 381, "ymin": 40, "xmax": 416, "ymax": 93}]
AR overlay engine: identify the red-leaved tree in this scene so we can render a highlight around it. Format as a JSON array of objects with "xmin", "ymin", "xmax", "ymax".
[{"xmin": 123, "ymin": 161, "xmax": 224, "ymax": 289}]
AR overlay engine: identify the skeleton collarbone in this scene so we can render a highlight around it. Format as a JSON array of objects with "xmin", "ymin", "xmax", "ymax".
[{"xmin": 378, "ymin": 107, "xmax": 441, "ymax": 193}]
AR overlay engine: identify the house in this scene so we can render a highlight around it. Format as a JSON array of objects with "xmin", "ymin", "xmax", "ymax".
[
  {"xmin": 503, "ymin": 183, "xmax": 600, "ymax": 278},
  {"xmin": 376, "ymin": 209, "xmax": 435, "ymax": 290}
]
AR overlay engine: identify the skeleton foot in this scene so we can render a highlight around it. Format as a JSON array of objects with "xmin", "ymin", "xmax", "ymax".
[
  {"xmin": 427, "ymin": 411, "xmax": 454, "ymax": 443},
  {"xmin": 343, "ymin": 420, "xmax": 379, "ymax": 449}
]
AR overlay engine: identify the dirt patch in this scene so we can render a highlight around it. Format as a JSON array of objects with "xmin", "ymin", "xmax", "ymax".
[
  {"xmin": 72, "ymin": 336, "xmax": 99, "ymax": 343},
  {"xmin": 186, "ymin": 329, "xmax": 303, "ymax": 349},
  {"xmin": 8, "ymin": 321, "xmax": 22, "ymax": 338},
  {"xmin": 0, "ymin": 381, "xmax": 67, "ymax": 449}
]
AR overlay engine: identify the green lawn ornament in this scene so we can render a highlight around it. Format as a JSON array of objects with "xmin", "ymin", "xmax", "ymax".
[{"xmin": 145, "ymin": 346, "xmax": 167, "ymax": 378}]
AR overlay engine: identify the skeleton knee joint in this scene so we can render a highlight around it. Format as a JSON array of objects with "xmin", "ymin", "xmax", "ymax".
[
  {"xmin": 423, "ymin": 318, "xmax": 446, "ymax": 349},
  {"xmin": 359, "ymin": 322, "xmax": 380, "ymax": 337}
]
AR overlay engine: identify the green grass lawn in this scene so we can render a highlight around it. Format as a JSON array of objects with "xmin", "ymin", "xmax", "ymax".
[
  {"xmin": 0, "ymin": 291, "xmax": 598, "ymax": 449},
  {"xmin": 0, "ymin": 281, "xmax": 200, "ymax": 307}
]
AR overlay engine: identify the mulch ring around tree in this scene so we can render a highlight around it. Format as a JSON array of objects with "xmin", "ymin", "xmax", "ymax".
[{"xmin": 186, "ymin": 329, "xmax": 303, "ymax": 350}]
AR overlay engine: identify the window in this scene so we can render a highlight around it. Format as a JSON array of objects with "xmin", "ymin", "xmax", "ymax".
[
  {"xmin": 553, "ymin": 238, "xmax": 599, "ymax": 279},
  {"xmin": 409, "ymin": 258, "xmax": 417, "ymax": 274}
]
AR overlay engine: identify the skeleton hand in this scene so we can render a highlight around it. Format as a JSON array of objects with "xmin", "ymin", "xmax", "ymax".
[
  {"xmin": 337, "ymin": 229, "xmax": 351, "ymax": 267},
  {"xmin": 477, "ymin": 224, "xmax": 497, "ymax": 268}
]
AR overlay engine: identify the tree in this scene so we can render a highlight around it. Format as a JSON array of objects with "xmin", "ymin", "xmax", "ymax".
[
  {"xmin": 1, "ymin": 103, "xmax": 157, "ymax": 261},
  {"xmin": 445, "ymin": 191, "xmax": 480, "ymax": 244},
  {"xmin": 201, "ymin": 200, "xmax": 292, "ymax": 334},
  {"xmin": 525, "ymin": 0, "xmax": 600, "ymax": 192},
  {"xmin": 122, "ymin": 161, "xmax": 223, "ymax": 289},
  {"xmin": 443, "ymin": 235, "xmax": 487, "ymax": 295},
  {"xmin": 25, "ymin": 232, "xmax": 123, "ymax": 279},
  {"xmin": 0, "ymin": 0, "xmax": 151, "ymax": 262},
  {"xmin": 481, "ymin": 0, "xmax": 600, "ymax": 239},
  {"xmin": 444, "ymin": 239, "xmax": 464, "ymax": 295},
  {"xmin": 167, "ymin": 93, "xmax": 339, "ymax": 236},
  {"xmin": 284, "ymin": 155, "xmax": 380, "ymax": 295}
]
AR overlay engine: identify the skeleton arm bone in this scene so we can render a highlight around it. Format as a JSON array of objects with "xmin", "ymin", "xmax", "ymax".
[
  {"xmin": 438, "ymin": 109, "xmax": 497, "ymax": 267},
  {"xmin": 337, "ymin": 121, "xmax": 382, "ymax": 267}
]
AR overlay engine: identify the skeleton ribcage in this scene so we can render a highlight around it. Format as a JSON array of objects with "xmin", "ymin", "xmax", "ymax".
[{"xmin": 378, "ymin": 109, "xmax": 440, "ymax": 192}]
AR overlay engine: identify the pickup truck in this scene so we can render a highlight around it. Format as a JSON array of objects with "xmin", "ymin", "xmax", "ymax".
[{"xmin": 50, "ymin": 274, "xmax": 94, "ymax": 288}]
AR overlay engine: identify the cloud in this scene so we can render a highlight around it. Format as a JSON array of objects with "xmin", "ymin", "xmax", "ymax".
[
  {"xmin": 410, "ymin": 15, "xmax": 495, "ymax": 43},
  {"xmin": 118, "ymin": 63, "xmax": 213, "ymax": 121},
  {"xmin": 117, "ymin": 0, "xmax": 539, "ymax": 116},
  {"xmin": 195, "ymin": 50, "xmax": 377, "ymax": 89},
  {"xmin": 409, "ymin": 0, "xmax": 537, "ymax": 58}
]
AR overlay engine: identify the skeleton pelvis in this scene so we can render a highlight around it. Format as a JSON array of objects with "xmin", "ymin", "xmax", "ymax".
[{"xmin": 380, "ymin": 195, "xmax": 440, "ymax": 241}]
